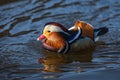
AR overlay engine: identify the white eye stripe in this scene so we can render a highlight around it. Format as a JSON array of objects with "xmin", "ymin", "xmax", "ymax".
[
  {"xmin": 45, "ymin": 25, "xmax": 62, "ymax": 32},
  {"xmin": 45, "ymin": 25, "xmax": 70, "ymax": 35}
]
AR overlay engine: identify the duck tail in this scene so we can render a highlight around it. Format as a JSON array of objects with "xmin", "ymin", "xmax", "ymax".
[{"xmin": 94, "ymin": 27, "xmax": 108, "ymax": 41}]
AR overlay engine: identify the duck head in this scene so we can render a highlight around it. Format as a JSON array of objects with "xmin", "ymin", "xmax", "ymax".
[{"xmin": 37, "ymin": 22, "xmax": 71, "ymax": 53}]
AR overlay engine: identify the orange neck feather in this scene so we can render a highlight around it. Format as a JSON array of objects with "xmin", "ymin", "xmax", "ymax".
[{"xmin": 45, "ymin": 32, "xmax": 66, "ymax": 50}]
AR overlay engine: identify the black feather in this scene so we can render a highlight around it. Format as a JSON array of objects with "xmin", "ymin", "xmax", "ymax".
[{"xmin": 94, "ymin": 27, "xmax": 108, "ymax": 36}]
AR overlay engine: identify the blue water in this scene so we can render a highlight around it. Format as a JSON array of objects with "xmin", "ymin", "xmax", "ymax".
[{"xmin": 0, "ymin": 0, "xmax": 120, "ymax": 80}]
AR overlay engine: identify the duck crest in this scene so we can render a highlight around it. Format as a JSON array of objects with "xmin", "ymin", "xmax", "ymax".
[
  {"xmin": 74, "ymin": 20, "xmax": 94, "ymax": 40},
  {"xmin": 45, "ymin": 22, "xmax": 70, "ymax": 34}
]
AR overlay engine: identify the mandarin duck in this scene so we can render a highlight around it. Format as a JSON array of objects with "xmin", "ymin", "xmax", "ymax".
[{"xmin": 37, "ymin": 20, "xmax": 108, "ymax": 53}]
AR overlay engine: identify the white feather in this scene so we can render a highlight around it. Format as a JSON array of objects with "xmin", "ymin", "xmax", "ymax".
[
  {"xmin": 45, "ymin": 25, "xmax": 70, "ymax": 35},
  {"xmin": 69, "ymin": 27, "xmax": 81, "ymax": 43},
  {"xmin": 95, "ymin": 36, "xmax": 99, "ymax": 42},
  {"xmin": 68, "ymin": 26, "xmax": 75, "ymax": 30}
]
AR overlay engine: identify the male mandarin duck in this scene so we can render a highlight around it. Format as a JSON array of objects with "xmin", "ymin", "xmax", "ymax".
[{"xmin": 37, "ymin": 20, "xmax": 108, "ymax": 53}]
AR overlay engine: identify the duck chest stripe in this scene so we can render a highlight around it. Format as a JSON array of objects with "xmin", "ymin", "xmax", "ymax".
[
  {"xmin": 63, "ymin": 41, "xmax": 70, "ymax": 53},
  {"xmin": 57, "ymin": 41, "xmax": 70, "ymax": 54},
  {"xmin": 68, "ymin": 27, "xmax": 82, "ymax": 44}
]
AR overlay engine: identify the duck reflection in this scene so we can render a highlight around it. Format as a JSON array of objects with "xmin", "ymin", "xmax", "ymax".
[{"xmin": 38, "ymin": 48, "xmax": 94, "ymax": 72}]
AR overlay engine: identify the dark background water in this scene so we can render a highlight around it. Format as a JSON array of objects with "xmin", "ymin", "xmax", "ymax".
[{"xmin": 0, "ymin": 0, "xmax": 120, "ymax": 80}]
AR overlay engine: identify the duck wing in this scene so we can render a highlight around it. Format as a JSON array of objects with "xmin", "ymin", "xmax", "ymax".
[
  {"xmin": 68, "ymin": 20, "xmax": 94, "ymax": 43},
  {"xmin": 69, "ymin": 20, "xmax": 94, "ymax": 39}
]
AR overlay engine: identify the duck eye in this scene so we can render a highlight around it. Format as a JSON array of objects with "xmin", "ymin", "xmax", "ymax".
[{"xmin": 47, "ymin": 30, "xmax": 51, "ymax": 33}]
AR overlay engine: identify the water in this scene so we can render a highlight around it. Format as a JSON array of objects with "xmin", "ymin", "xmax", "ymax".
[{"xmin": 0, "ymin": 0, "xmax": 120, "ymax": 80}]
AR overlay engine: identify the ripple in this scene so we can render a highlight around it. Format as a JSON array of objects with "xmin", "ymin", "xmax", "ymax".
[
  {"xmin": 0, "ymin": 0, "xmax": 20, "ymax": 5},
  {"xmin": 95, "ymin": 5, "xmax": 109, "ymax": 12},
  {"xmin": 0, "ymin": 16, "xmax": 32, "ymax": 38},
  {"xmin": 0, "ymin": 0, "xmax": 120, "ymax": 80}
]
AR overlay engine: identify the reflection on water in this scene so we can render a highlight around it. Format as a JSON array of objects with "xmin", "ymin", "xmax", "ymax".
[
  {"xmin": 39, "ymin": 48, "xmax": 94, "ymax": 72},
  {"xmin": 0, "ymin": 0, "xmax": 120, "ymax": 80}
]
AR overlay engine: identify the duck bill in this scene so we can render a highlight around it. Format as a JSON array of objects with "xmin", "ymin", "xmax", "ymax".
[{"xmin": 37, "ymin": 34, "xmax": 46, "ymax": 42}]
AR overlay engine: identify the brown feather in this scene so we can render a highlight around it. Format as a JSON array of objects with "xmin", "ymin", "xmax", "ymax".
[
  {"xmin": 45, "ymin": 32, "xmax": 66, "ymax": 50},
  {"xmin": 74, "ymin": 20, "xmax": 94, "ymax": 39}
]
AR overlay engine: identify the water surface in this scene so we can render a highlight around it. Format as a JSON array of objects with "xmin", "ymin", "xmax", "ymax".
[{"xmin": 0, "ymin": 0, "xmax": 120, "ymax": 80}]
